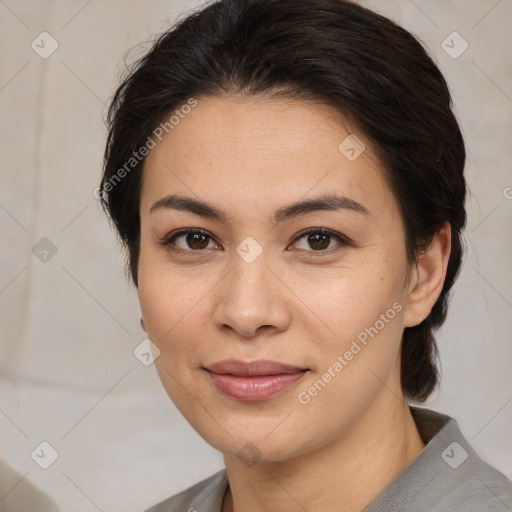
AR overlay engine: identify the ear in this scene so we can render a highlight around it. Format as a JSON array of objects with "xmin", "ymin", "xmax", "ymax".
[{"xmin": 403, "ymin": 221, "xmax": 452, "ymax": 328}]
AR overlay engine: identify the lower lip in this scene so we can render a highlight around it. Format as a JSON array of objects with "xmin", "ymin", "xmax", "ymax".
[{"xmin": 206, "ymin": 370, "xmax": 308, "ymax": 401}]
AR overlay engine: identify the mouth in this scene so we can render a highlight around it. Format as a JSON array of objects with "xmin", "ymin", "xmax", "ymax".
[{"xmin": 203, "ymin": 359, "xmax": 310, "ymax": 401}]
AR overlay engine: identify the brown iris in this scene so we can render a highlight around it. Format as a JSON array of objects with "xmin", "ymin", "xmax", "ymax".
[
  {"xmin": 186, "ymin": 233, "xmax": 210, "ymax": 250},
  {"xmin": 308, "ymin": 233, "xmax": 330, "ymax": 250}
]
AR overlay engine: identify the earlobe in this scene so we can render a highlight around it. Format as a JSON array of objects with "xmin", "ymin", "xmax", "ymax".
[{"xmin": 403, "ymin": 222, "xmax": 451, "ymax": 328}]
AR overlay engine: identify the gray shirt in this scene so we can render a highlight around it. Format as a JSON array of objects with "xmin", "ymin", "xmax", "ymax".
[{"xmin": 145, "ymin": 407, "xmax": 512, "ymax": 511}]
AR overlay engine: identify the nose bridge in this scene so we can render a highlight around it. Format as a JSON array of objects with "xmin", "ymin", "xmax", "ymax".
[
  {"xmin": 213, "ymin": 246, "xmax": 290, "ymax": 337},
  {"xmin": 226, "ymin": 249, "xmax": 273, "ymax": 310}
]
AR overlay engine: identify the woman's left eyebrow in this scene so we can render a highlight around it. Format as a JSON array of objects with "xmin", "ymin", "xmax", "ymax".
[
  {"xmin": 149, "ymin": 193, "xmax": 370, "ymax": 223},
  {"xmin": 273, "ymin": 194, "xmax": 370, "ymax": 223}
]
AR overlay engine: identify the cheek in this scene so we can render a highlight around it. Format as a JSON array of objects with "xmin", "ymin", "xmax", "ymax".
[
  {"xmin": 137, "ymin": 262, "xmax": 214, "ymax": 371},
  {"xmin": 293, "ymin": 289, "xmax": 405, "ymax": 428},
  {"xmin": 138, "ymin": 270, "xmax": 210, "ymax": 402},
  {"xmin": 286, "ymin": 254, "xmax": 405, "ymax": 336},
  {"xmin": 138, "ymin": 240, "xmax": 207, "ymax": 322},
  {"xmin": 139, "ymin": 285, "xmax": 206, "ymax": 341},
  {"xmin": 287, "ymin": 257, "xmax": 407, "ymax": 393}
]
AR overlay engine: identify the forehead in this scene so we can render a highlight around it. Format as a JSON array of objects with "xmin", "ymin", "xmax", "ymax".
[{"xmin": 140, "ymin": 95, "xmax": 395, "ymax": 218}]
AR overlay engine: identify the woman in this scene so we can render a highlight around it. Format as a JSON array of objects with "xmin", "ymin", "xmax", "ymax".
[{"xmin": 100, "ymin": 0, "xmax": 512, "ymax": 510}]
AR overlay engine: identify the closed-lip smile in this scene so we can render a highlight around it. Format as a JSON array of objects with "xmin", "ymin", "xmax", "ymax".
[{"xmin": 204, "ymin": 359, "xmax": 310, "ymax": 401}]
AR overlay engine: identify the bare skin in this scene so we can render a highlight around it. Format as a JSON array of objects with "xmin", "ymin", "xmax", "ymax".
[{"xmin": 137, "ymin": 95, "xmax": 451, "ymax": 512}]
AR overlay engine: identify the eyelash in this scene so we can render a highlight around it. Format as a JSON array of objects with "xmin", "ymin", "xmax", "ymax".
[{"xmin": 157, "ymin": 227, "xmax": 351, "ymax": 255}]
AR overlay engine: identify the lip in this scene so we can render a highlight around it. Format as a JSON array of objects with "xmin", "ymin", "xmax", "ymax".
[
  {"xmin": 206, "ymin": 359, "xmax": 307, "ymax": 376},
  {"xmin": 204, "ymin": 359, "xmax": 309, "ymax": 401}
]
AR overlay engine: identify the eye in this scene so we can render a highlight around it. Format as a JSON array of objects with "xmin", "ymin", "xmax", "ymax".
[
  {"xmin": 158, "ymin": 227, "xmax": 350, "ymax": 254},
  {"xmin": 158, "ymin": 228, "xmax": 220, "ymax": 252},
  {"xmin": 290, "ymin": 228, "xmax": 350, "ymax": 253}
]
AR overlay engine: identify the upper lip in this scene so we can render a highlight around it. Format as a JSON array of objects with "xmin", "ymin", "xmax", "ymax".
[{"xmin": 205, "ymin": 359, "xmax": 308, "ymax": 376}]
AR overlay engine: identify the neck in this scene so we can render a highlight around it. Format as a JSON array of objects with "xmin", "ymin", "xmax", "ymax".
[{"xmin": 222, "ymin": 392, "xmax": 425, "ymax": 512}]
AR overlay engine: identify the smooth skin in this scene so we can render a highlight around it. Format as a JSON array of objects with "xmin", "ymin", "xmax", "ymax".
[{"xmin": 138, "ymin": 95, "xmax": 451, "ymax": 512}]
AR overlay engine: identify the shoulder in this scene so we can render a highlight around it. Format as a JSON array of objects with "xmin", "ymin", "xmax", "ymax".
[
  {"xmin": 417, "ymin": 408, "xmax": 512, "ymax": 511},
  {"xmin": 366, "ymin": 407, "xmax": 512, "ymax": 512},
  {"xmin": 143, "ymin": 469, "xmax": 228, "ymax": 512},
  {"xmin": 437, "ymin": 450, "xmax": 512, "ymax": 511}
]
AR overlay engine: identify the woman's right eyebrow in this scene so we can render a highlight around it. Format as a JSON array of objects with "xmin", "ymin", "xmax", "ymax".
[
  {"xmin": 150, "ymin": 194, "xmax": 227, "ymax": 221},
  {"xmin": 149, "ymin": 193, "xmax": 370, "ymax": 224}
]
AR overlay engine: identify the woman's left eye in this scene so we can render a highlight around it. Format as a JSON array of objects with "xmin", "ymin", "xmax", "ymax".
[{"xmin": 291, "ymin": 229, "xmax": 349, "ymax": 252}]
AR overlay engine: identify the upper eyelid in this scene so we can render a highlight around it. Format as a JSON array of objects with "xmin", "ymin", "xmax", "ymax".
[
  {"xmin": 158, "ymin": 228, "xmax": 217, "ymax": 247},
  {"xmin": 290, "ymin": 228, "xmax": 350, "ymax": 252},
  {"xmin": 291, "ymin": 227, "xmax": 348, "ymax": 242}
]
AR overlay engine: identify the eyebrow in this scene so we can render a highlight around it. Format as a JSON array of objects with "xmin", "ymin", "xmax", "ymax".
[{"xmin": 149, "ymin": 193, "xmax": 370, "ymax": 223}]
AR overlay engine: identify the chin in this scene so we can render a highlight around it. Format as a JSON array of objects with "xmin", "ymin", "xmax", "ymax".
[{"xmin": 189, "ymin": 413, "xmax": 318, "ymax": 465}]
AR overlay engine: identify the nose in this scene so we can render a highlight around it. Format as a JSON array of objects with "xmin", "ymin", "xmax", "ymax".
[{"xmin": 213, "ymin": 253, "xmax": 292, "ymax": 339}]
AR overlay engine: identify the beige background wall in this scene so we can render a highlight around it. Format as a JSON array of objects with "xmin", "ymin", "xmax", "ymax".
[{"xmin": 1, "ymin": 0, "xmax": 511, "ymax": 510}]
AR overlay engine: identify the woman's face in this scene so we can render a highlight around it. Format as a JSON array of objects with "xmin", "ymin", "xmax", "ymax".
[{"xmin": 138, "ymin": 95, "xmax": 417, "ymax": 462}]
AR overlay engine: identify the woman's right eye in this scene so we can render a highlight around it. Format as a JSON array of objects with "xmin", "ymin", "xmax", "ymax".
[
  {"xmin": 159, "ymin": 229, "xmax": 220, "ymax": 252},
  {"xmin": 161, "ymin": 230, "xmax": 218, "ymax": 252}
]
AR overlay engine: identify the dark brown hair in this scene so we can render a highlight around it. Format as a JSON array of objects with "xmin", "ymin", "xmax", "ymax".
[{"xmin": 101, "ymin": 0, "xmax": 467, "ymax": 401}]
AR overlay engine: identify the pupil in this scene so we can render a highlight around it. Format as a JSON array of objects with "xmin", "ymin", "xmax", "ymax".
[
  {"xmin": 309, "ymin": 233, "xmax": 329, "ymax": 250},
  {"xmin": 187, "ymin": 233, "xmax": 208, "ymax": 249}
]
